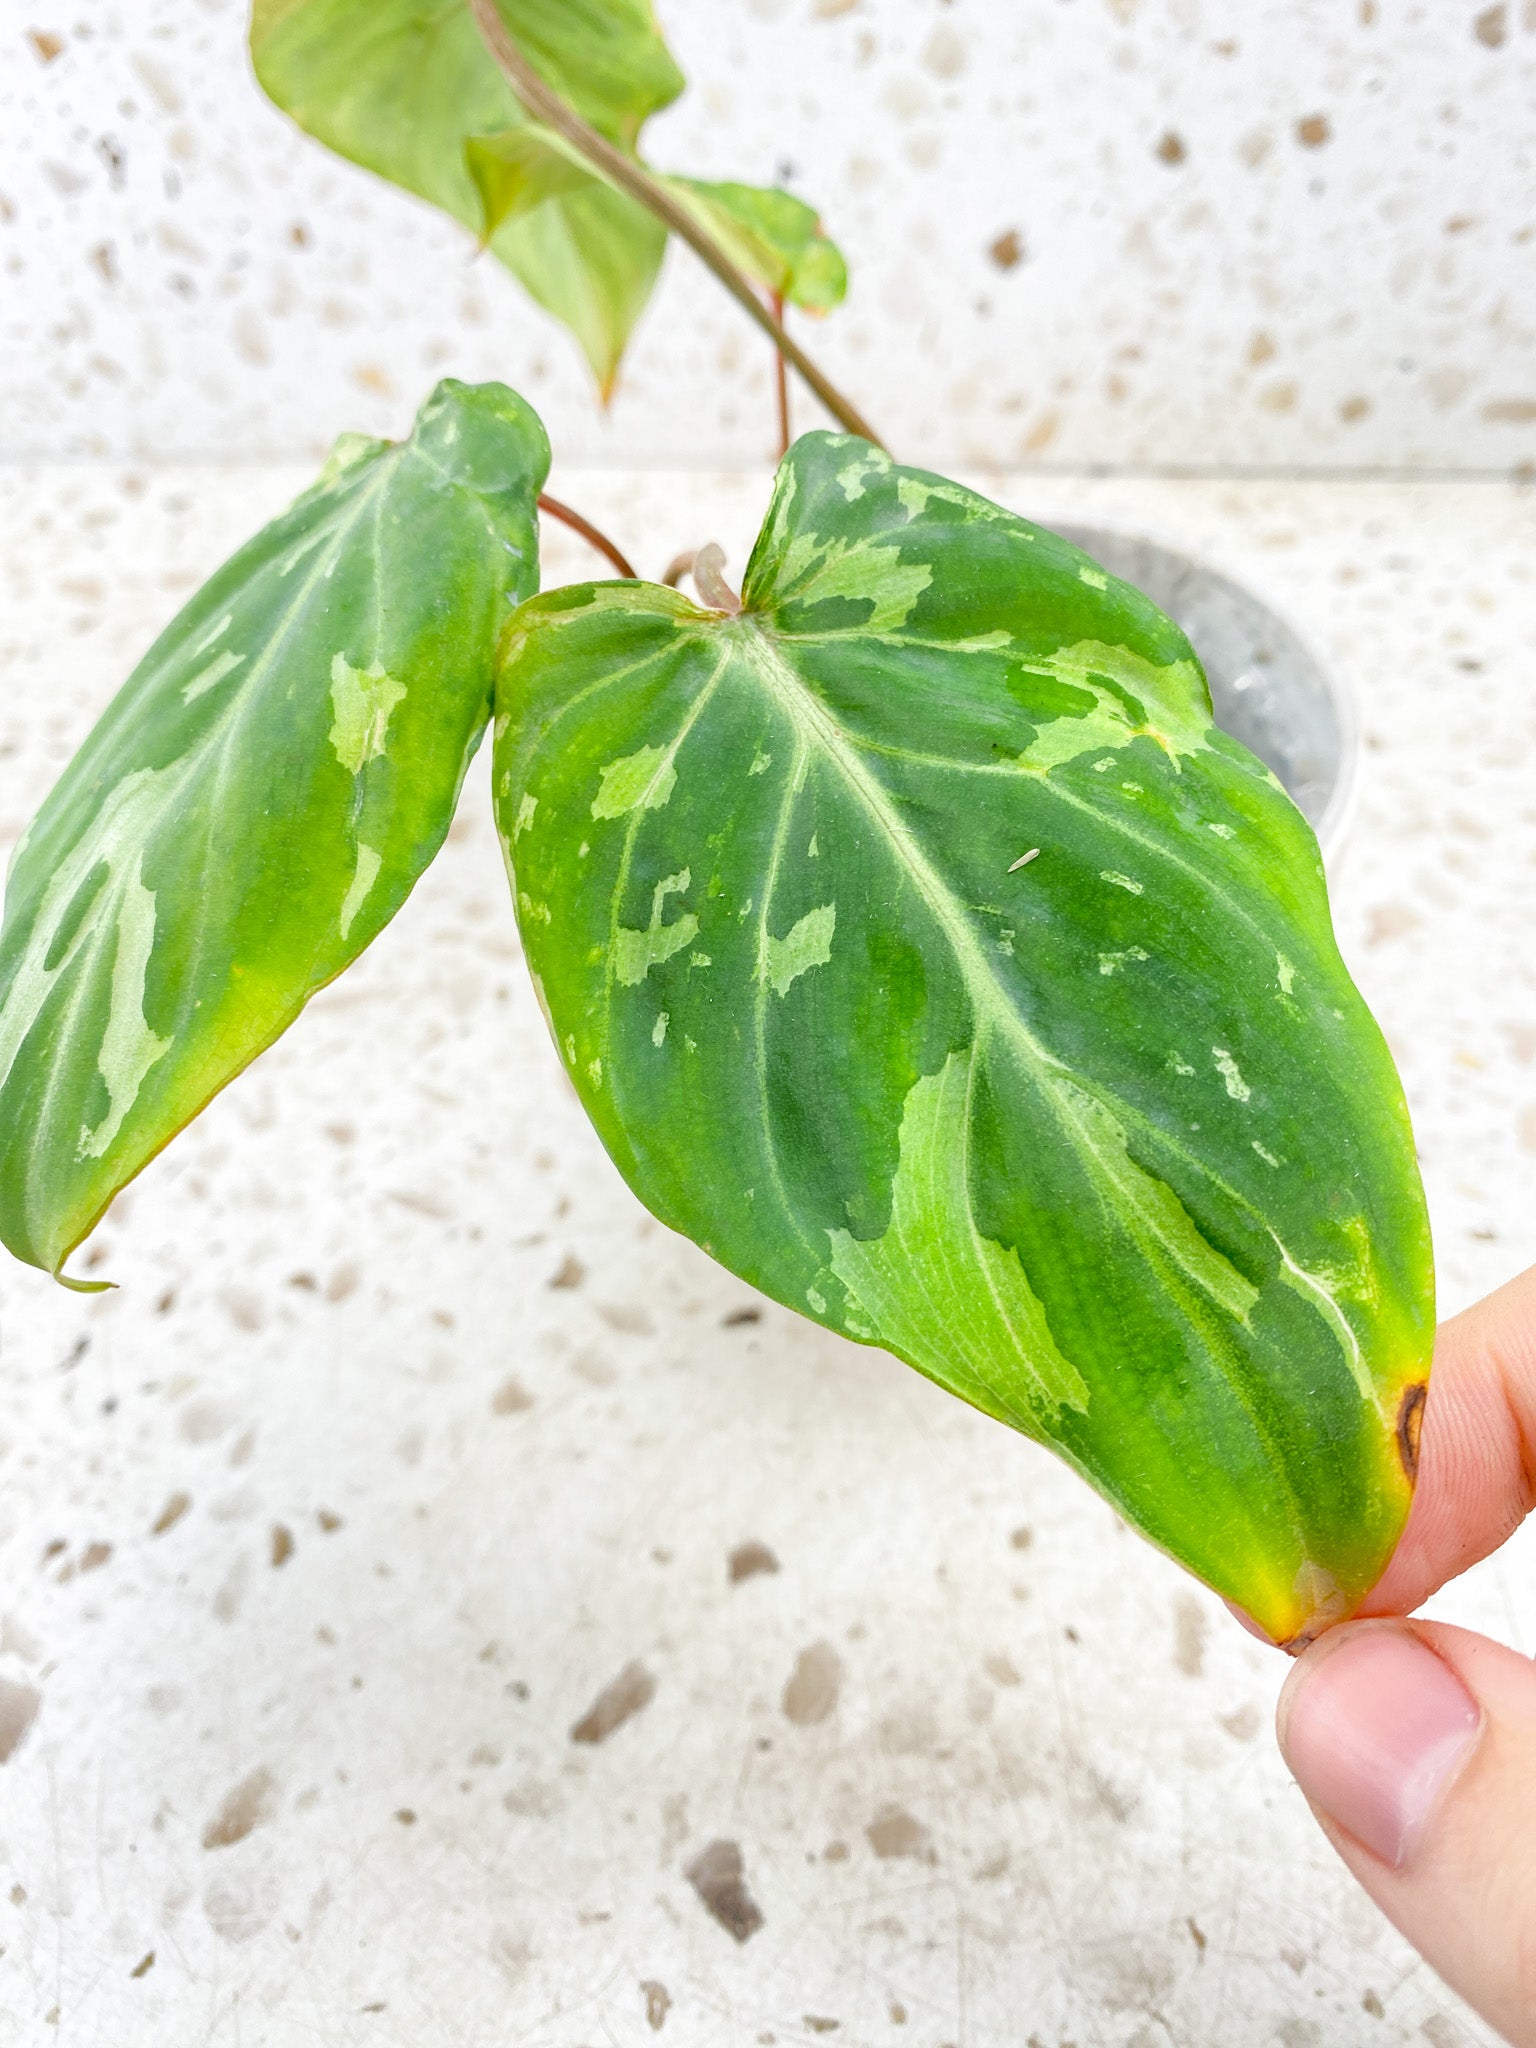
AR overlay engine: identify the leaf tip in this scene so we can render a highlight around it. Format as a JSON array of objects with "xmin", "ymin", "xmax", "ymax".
[{"xmin": 53, "ymin": 1263, "xmax": 116, "ymax": 1296}]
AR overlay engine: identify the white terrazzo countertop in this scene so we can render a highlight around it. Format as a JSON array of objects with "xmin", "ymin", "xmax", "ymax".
[{"xmin": 1, "ymin": 464, "xmax": 1534, "ymax": 2048}]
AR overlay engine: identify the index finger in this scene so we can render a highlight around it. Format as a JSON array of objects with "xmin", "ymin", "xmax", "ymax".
[{"xmin": 1359, "ymin": 1262, "xmax": 1536, "ymax": 1619}]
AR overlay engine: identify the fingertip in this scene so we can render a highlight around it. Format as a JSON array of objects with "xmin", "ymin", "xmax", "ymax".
[{"xmin": 1276, "ymin": 1621, "xmax": 1481, "ymax": 1869}]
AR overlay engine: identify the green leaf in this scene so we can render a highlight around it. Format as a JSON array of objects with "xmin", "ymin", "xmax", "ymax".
[
  {"xmin": 250, "ymin": 1, "xmax": 848, "ymax": 390},
  {"xmin": 492, "ymin": 432, "xmax": 1434, "ymax": 1646},
  {"xmin": 0, "ymin": 379, "xmax": 549, "ymax": 1285},
  {"xmin": 464, "ymin": 126, "xmax": 668, "ymax": 396},
  {"xmin": 251, "ymin": 0, "xmax": 682, "ymax": 389},
  {"xmin": 667, "ymin": 179, "xmax": 848, "ymax": 312}
]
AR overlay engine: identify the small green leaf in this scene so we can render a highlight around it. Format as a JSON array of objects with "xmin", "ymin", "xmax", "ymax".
[
  {"xmin": 492, "ymin": 433, "xmax": 1434, "ymax": 1645},
  {"xmin": 465, "ymin": 123, "xmax": 595, "ymax": 236},
  {"xmin": 667, "ymin": 180, "xmax": 848, "ymax": 312},
  {"xmin": 0, "ymin": 379, "xmax": 549, "ymax": 1284},
  {"xmin": 252, "ymin": 0, "xmax": 681, "ymax": 389},
  {"xmin": 250, "ymin": 0, "xmax": 847, "ymax": 390},
  {"xmin": 463, "ymin": 126, "xmax": 668, "ymax": 394}
]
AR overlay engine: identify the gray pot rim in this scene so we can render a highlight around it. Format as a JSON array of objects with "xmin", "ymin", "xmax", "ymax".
[{"xmin": 1026, "ymin": 508, "xmax": 1360, "ymax": 863}]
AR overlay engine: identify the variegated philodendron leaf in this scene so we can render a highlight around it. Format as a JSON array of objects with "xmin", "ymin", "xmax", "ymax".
[
  {"xmin": 493, "ymin": 432, "xmax": 1434, "ymax": 1645},
  {"xmin": 250, "ymin": 0, "xmax": 848, "ymax": 394},
  {"xmin": 0, "ymin": 379, "xmax": 549, "ymax": 1286}
]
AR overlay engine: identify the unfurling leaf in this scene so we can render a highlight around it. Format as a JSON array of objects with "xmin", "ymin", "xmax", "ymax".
[
  {"xmin": 492, "ymin": 432, "xmax": 1434, "ymax": 1645},
  {"xmin": 0, "ymin": 379, "xmax": 548, "ymax": 1285},
  {"xmin": 250, "ymin": 0, "xmax": 850, "ymax": 391}
]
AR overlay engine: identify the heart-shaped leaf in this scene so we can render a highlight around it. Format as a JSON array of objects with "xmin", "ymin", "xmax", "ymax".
[
  {"xmin": 492, "ymin": 432, "xmax": 1434, "ymax": 1644},
  {"xmin": 0, "ymin": 379, "xmax": 549, "ymax": 1286},
  {"xmin": 251, "ymin": 0, "xmax": 848, "ymax": 392}
]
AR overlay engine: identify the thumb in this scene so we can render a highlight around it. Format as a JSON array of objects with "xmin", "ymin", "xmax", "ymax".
[{"xmin": 1278, "ymin": 1619, "xmax": 1536, "ymax": 2045}]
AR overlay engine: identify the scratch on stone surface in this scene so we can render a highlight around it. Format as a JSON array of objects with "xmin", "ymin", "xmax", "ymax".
[
  {"xmin": 684, "ymin": 1839, "xmax": 764, "ymax": 1942},
  {"xmin": 570, "ymin": 1659, "xmax": 655, "ymax": 1744}
]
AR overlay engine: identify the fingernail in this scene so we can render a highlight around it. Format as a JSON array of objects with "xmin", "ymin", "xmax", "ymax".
[{"xmin": 1278, "ymin": 1626, "xmax": 1480, "ymax": 1868}]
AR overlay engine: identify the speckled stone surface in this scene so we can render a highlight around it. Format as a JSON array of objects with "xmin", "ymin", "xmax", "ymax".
[
  {"xmin": 3, "ymin": 2, "xmax": 1536, "ymax": 472},
  {"xmin": 1, "ymin": 464, "xmax": 1533, "ymax": 2045}
]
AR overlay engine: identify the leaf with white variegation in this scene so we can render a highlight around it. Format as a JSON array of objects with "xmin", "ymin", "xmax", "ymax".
[
  {"xmin": 0, "ymin": 379, "xmax": 548, "ymax": 1285},
  {"xmin": 492, "ymin": 431, "xmax": 1434, "ymax": 1645}
]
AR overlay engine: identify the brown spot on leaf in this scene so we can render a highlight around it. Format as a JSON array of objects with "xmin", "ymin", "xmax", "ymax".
[
  {"xmin": 1484, "ymin": 397, "xmax": 1536, "ymax": 423},
  {"xmin": 202, "ymin": 1767, "xmax": 276, "ymax": 1850},
  {"xmin": 1155, "ymin": 131, "xmax": 1186, "ymax": 165},
  {"xmin": 130, "ymin": 1951, "xmax": 154, "ymax": 1979},
  {"xmin": 79, "ymin": 1541, "xmax": 112, "ymax": 1574},
  {"xmin": 490, "ymin": 1376, "xmax": 534, "ymax": 1415},
  {"xmin": 548, "ymin": 1254, "xmax": 584, "ymax": 1289},
  {"xmin": 865, "ymin": 1803, "xmax": 932, "ymax": 1860},
  {"xmin": 1397, "ymin": 1382, "xmax": 1427, "ymax": 1482},
  {"xmin": 782, "ymin": 1641, "xmax": 841, "ymax": 1725},
  {"xmin": 1009, "ymin": 1524, "xmax": 1033, "ymax": 1550},
  {"xmin": 317, "ymin": 1509, "xmax": 343, "ymax": 1533},
  {"xmin": 1296, "ymin": 113, "xmax": 1331, "ymax": 148},
  {"xmin": 684, "ymin": 1839, "xmax": 763, "ymax": 1942},
  {"xmin": 571, "ymin": 1660, "xmax": 655, "ymax": 1744},
  {"xmin": 988, "ymin": 229, "xmax": 1024, "ymax": 270},
  {"xmin": 728, "ymin": 1540, "xmax": 779, "ymax": 1583},
  {"xmin": 641, "ymin": 1979, "xmax": 671, "ymax": 2030},
  {"xmin": 722, "ymin": 1305, "xmax": 761, "ymax": 1326},
  {"xmin": 27, "ymin": 29, "xmax": 65, "ymax": 61},
  {"xmin": 1362, "ymin": 1988, "xmax": 1384, "ymax": 2017},
  {"xmin": 1188, "ymin": 1915, "xmax": 1208, "ymax": 1952},
  {"xmin": 804, "ymin": 2022, "xmax": 840, "ymax": 2036},
  {"xmin": 1475, "ymin": 3, "xmax": 1507, "ymax": 45},
  {"xmin": 270, "ymin": 1524, "xmax": 294, "ymax": 1568},
  {"xmin": 0, "ymin": 1680, "xmax": 41, "ymax": 1763}
]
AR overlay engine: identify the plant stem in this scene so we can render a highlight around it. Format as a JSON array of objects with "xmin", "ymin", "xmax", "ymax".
[
  {"xmin": 537, "ymin": 493, "xmax": 637, "ymax": 580},
  {"xmin": 771, "ymin": 290, "xmax": 790, "ymax": 459},
  {"xmin": 466, "ymin": 0, "xmax": 883, "ymax": 450}
]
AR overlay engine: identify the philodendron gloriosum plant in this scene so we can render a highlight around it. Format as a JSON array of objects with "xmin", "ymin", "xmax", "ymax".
[{"xmin": 0, "ymin": 0, "xmax": 1434, "ymax": 1649}]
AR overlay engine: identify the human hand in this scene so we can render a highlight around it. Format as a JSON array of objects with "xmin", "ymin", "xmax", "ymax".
[{"xmin": 1275, "ymin": 1264, "xmax": 1536, "ymax": 2045}]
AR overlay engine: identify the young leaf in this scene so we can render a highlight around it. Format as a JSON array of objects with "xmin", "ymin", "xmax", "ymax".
[
  {"xmin": 0, "ymin": 379, "xmax": 549, "ymax": 1286},
  {"xmin": 464, "ymin": 125, "xmax": 668, "ymax": 395},
  {"xmin": 250, "ymin": 0, "xmax": 849, "ymax": 390},
  {"xmin": 492, "ymin": 433, "xmax": 1434, "ymax": 1646},
  {"xmin": 666, "ymin": 181, "xmax": 848, "ymax": 313},
  {"xmin": 252, "ymin": 0, "xmax": 681, "ymax": 390}
]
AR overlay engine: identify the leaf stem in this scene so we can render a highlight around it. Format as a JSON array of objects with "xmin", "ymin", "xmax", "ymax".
[
  {"xmin": 466, "ymin": 0, "xmax": 883, "ymax": 449},
  {"xmin": 691, "ymin": 543, "xmax": 741, "ymax": 614},
  {"xmin": 537, "ymin": 492, "xmax": 637, "ymax": 580},
  {"xmin": 771, "ymin": 290, "xmax": 790, "ymax": 459}
]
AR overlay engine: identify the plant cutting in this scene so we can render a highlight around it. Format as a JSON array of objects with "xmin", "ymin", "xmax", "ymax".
[{"xmin": 0, "ymin": 0, "xmax": 1433, "ymax": 1650}]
